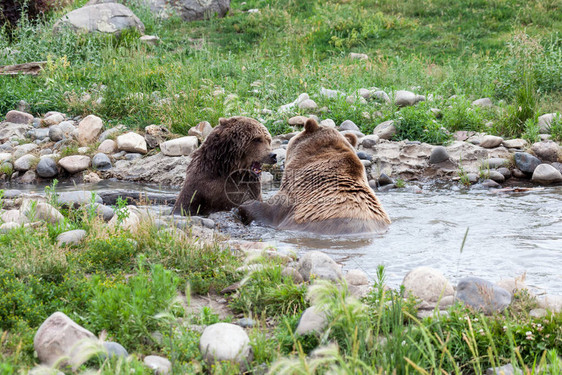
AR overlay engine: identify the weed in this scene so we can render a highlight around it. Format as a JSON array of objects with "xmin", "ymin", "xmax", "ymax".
[
  {"xmin": 395, "ymin": 178, "xmax": 405, "ymax": 188},
  {"xmin": 393, "ymin": 102, "xmax": 452, "ymax": 145},
  {"xmin": 549, "ymin": 113, "xmax": 562, "ymax": 142},
  {"xmin": 523, "ymin": 116, "xmax": 541, "ymax": 143}
]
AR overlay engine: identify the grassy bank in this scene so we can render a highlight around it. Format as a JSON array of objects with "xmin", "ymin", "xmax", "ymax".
[{"xmin": 0, "ymin": 0, "xmax": 561, "ymax": 141}]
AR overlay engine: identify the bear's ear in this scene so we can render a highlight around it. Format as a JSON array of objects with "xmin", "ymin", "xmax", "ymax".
[
  {"xmin": 344, "ymin": 133, "xmax": 358, "ymax": 148},
  {"xmin": 218, "ymin": 117, "xmax": 229, "ymax": 127},
  {"xmin": 304, "ymin": 118, "xmax": 319, "ymax": 133}
]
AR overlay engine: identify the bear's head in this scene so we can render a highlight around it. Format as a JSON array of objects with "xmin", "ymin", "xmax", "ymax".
[
  {"xmin": 201, "ymin": 116, "xmax": 276, "ymax": 177},
  {"xmin": 285, "ymin": 118, "xmax": 362, "ymax": 177}
]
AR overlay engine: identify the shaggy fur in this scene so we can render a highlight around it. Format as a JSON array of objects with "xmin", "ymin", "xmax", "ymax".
[
  {"xmin": 173, "ymin": 116, "xmax": 275, "ymax": 216},
  {"xmin": 240, "ymin": 118, "xmax": 391, "ymax": 234}
]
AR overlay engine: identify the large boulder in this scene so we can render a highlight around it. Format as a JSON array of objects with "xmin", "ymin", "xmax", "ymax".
[
  {"xmin": 160, "ymin": 136, "xmax": 198, "ymax": 156},
  {"xmin": 5, "ymin": 110, "xmax": 33, "ymax": 125},
  {"xmin": 77, "ymin": 115, "xmax": 103, "ymax": 146},
  {"xmin": 531, "ymin": 141, "xmax": 560, "ymax": 162},
  {"xmin": 58, "ymin": 155, "xmax": 91, "ymax": 174},
  {"xmin": 34, "ymin": 312, "xmax": 97, "ymax": 367},
  {"xmin": 531, "ymin": 164, "xmax": 562, "ymax": 185},
  {"xmin": 199, "ymin": 323, "xmax": 251, "ymax": 367},
  {"xmin": 117, "ymin": 132, "xmax": 147, "ymax": 154},
  {"xmin": 514, "ymin": 152, "xmax": 541, "ymax": 174},
  {"xmin": 297, "ymin": 251, "xmax": 342, "ymax": 282},
  {"xmin": 402, "ymin": 267, "xmax": 454, "ymax": 307},
  {"xmin": 54, "ymin": 3, "xmax": 145, "ymax": 35},
  {"xmin": 455, "ymin": 277, "xmax": 512, "ymax": 314}
]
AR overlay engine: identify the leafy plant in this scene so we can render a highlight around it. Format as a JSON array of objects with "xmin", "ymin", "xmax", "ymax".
[
  {"xmin": 393, "ymin": 103, "xmax": 452, "ymax": 145},
  {"xmin": 549, "ymin": 113, "xmax": 562, "ymax": 142}
]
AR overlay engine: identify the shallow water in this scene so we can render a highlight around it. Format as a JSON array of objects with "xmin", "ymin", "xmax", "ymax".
[{"xmin": 11, "ymin": 180, "xmax": 562, "ymax": 294}]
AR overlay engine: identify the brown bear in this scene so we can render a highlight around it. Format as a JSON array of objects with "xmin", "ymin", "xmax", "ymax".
[
  {"xmin": 173, "ymin": 116, "xmax": 276, "ymax": 216},
  {"xmin": 239, "ymin": 118, "xmax": 391, "ymax": 234}
]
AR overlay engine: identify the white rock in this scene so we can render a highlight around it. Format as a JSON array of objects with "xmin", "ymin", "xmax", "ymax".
[
  {"xmin": 98, "ymin": 139, "xmax": 118, "ymax": 154},
  {"xmin": 479, "ymin": 135, "xmax": 503, "ymax": 148},
  {"xmin": 2, "ymin": 209, "xmax": 29, "ymax": 224},
  {"xmin": 320, "ymin": 119, "xmax": 336, "ymax": 128},
  {"xmin": 199, "ymin": 323, "xmax": 251, "ymax": 366},
  {"xmin": 538, "ymin": 113, "xmax": 560, "ymax": 134},
  {"xmin": 14, "ymin": 154, "xmax": 39, "ymax": 171},
  {"xmin": 471, "ymin": 98, "xmax": 493, "ymax": 107},
  {"xmin": 298, "ymin": 99, "xmax": 318, "ymax": 110},
  {"xmin": 34, "ymin": 312, "xmax": 97, "ymax": 368},
  {"xmin": 143, "ymin": 355, "xmax": 171, "ymax": 375},
  {"xmin": 21, "ymin": 201, "xmax": 64, "ymax": 224},
  {"xmin": 531, "ymin": 164, "xmax": 562, "ymax": 185},
  {"xmin": 320, "ymin": 87, "xmax": 344, "ymax": 99},
  {"xmin": 345, "ymin": 269, "xmax": 370, "ymax": 286},
  {"xmin": 43, "ymin": 113, "xmax": 64, "ymax": 126},
  {"xmin": 77, "ymin": 115, "xmax": 103, "ymax": 146},
  {"xmin": 372, "ymin": 90, "xmax": 391, "ymax": 104},
  {"xmin": 297, "ymin": 251, "xmax": 342, "ymax": 282},
  {"xmin": 108, "ymin": 205, "xmax": 141, "ymax": 231},
  {"xmin": 0, "ymin": 222, "xmax": 20, "ymax": 233},
  {"xmin": 58, "ymin": 155, "xmax": 91, "ymax": 174},
  {"xmin": 160, "ymin": 136, "xmax": 198, "ymax": 156},
  {"xmin": 57, "ymin": 229, "xmax": 87, "ymax": 246},
  {"xmin": 117, "ymin": 132, "xmax": 147, "ymax": 154},
  {"xmin": 537, "ymin": 295, "xmax": 562, "ymax": 313},
  {"xmin": 349, "ymin": 52, "xmax": 368, "ymax": 60},
  {"xmin": 139, "ymin": 35, "xmax": 160, "ymax": 45},
  {"xmin": 0, "ymin": 152, "xmax": 12, "ymax": 163},
  {"xmin": 402, "ymin": 267, "xmax": 454, "ymax": 305},
  {"xmin": 394, "ymin": 90, "xmax": 424, "ymax": 107},
  {"xmin": 5, "ymin": 110, "xmax": 33, "ymax": 124},
  {"xmin": 296, "ymin": 306, "xmax": 327, "ymax": 335},
  {"xmin": 14, "ymin": 143, "xmax": 39, "ymax": 159},
  {"xmin": 372, "ymin": 120, "xmax": 396, "ymax": 140},
  {"xmin": 502, "ymin": 139, "xmax": 527, "ymax": 148}
]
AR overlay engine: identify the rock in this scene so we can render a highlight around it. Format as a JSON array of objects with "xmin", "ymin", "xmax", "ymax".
[
  {"xmin": 97, "ymin": 140, "xmax": 116, "ymax": 154},
  {"xmin": 101, "ymin": 342, "xmax": 128, "ymax": 359},
  {"xmin": 129, "ymin": 0, "xmax": 230, "ymax": 21},
  {"xmin": 531, "ymin": 164, "xmax": 562, "ymax": 184},
  {"xmin": 340, "ymin": 129, "xmax": 365, "ymax": 139},
  {"xmin": 2, "ymin": 209, "xmax": 29, "ymax": 224},
  {"xmin": 83, "ymin": 172, "xmax": 101, "ymax": 183},
  {"xmin": 281, "ymin": 266, "xmax": 304, "ymax": 284},
  {"xmin": 298, "ymin": 251, "xmax": 342, "ymax": 282},
  {"xmin": 19, "ymin": 170, "xmax": 37, "ymax": 183},
  {"xmin": 298, "ymin": 99, "xmax": 318, "ymax": 110},
  {"xmin": 394, "ymin": 90, "xmax": 425, "ymax": 107},
  {"xmin": 48, "ymin": 125, "xmax": 64, "ymax": 142},
  {"xmin": 92, "ymin": 153, "xmax": 112, "ymax": 170},
  {"xmin": 488, "ymin": 170, "xmax": 505, "ymax": 183},
  {"xmin": 495, "ymin": 276, "xmax": 528, "ymax": 296},
  {"xmin": 429, "ymin": 146, "xmax": 449, "ymax": 164},
  {"xmin": 99, "ymin": 126, "xmax": 123, "ymax": 142},
  {"xmin": 288, "ymin": 116, "xmax": 308, "ymax": 126},
  {"xmin": 139, "ymin": 35, "xmax": 160, "ymax": 45},
  {"xmin": 0, "ymin": 122, "xmax": 32, "ymax": 142},
  {"xmin": 0, "ymin": 152, "xmax": 12, "ymax": 163},
  {"xmin": 0, "ymin": 222, "xmax": 20, "ymax": 233},
  {"xmin": 377, "ymin": 173, "xmax": 394, "ymax": 186},
  {"xmin": 57, "ymin": 229, "xmax": 87, "ymax": 246},
  {"xmin": 143, "ymin": 355, "xmax": 172, "ymax": 375},
  {"xmin": 28, "ymin": 365, "xmax": 65, "ymax": 375},
  {"xmin": 160, "ymin": 136, "xmax": 198, "ymax": 156},
  {"xmin": 34, "ymin": 312, "xmax": 97, "ymax": 367},
  {"xmin": 199, "ymin": 323, "xmax": 251, "ymax": 367},
  {"xmin": 14, "ymin": 143, "xmax": 38, "ymax": 159},
  {"xmin": 479, "ymin": 135, "xmax": 503, "ymax": 148},
  {"xmin": 54, "ymin": 3, "xmax": 145, "ymax": 35},
  {"xmin": 481, "ymin": 179, "xmax": 501, "ymax": 188},
  {"xmin": 372, "ymin": 90, "xmax": 391, "ymax": 104},
  {"xmin": 21, "ymin": 201, "xmax": 64, "ymax": 224},
  {"xmin": 483, "ymin": 158, "xmax": 509, "ymax": 169},
  {"xmin": 58, "ymin": 191, "xmax": 103, "ymax": 207},
  {"xmin": 14, "ymin": 154, "xmax": 39, "ymax": 171},
  {"xmin": 117, "ymin": 132, "xmax": 147, "ymax": 154},
  {"xmin": 471, "ymin": 98, "xmax": 493, "ymax": 108},
  {"xmin": 107, "ymin": 152, "xmax": 190, "ymax": 186},
  {"xmin": 497, "ymin": 167, "xmax": 511, "ymax": 179},
  {"xmin": 537, "ymin": 295, "xmax": 562, "ymax": 313},
  {"xmin": 187, "ymin": 121, "xmax": 212, "ymax": 141},
  {"xmin": 345, "ymin": 269, "xmax": 369, "ymax": 286},
  {"xmin": 346, "ymin": 95, "xmax": 367, "ymax": 105},
  {"xmin": 513, "ymin": 152, "xmax": 540, "ymax": 174},
  {"xmin": 77, "ymin": 115, "xmax": 103, "ymax": 146},
  {"xmin": 5, "ymin": 110, "xmax": 33, "ymax": 124},
  {"xmin": 29, "ymin": 128, "xmax": 50, "ymax": 140},
  {"xmin": 538, "ymin": 113, "xmax": 560, "ymax": 134},
  {"xmin": 36, "ymin": 158, "xmax": 59, "ymax": 178},
  {"xmin": 356, "ymin": 151, "xmax": 372, "ymax": 161},
  {"xmin": 296, "ymin": 306, "xmax": 327, "ymax": 335},
  {"xmin": 108, "ymin": 205, "xmax": 141, "ymax": 231},
  {"xmin": 43, "ymin": 113, "xmax": 64, "ymax": 126},
  {"xmin": 340, "ymin": 120, "xmax": 360, "ymax": 132},
  {"xmin": 529, "ymin": 308, "xmax": 547, "ymax": 318},
  {"xmin": 360, "ymin": 135, "xmax": 379, "ymax": 148},
  {"xmin": 320, "ymin": 119, "xmax": 336, "ymax": 128},
  {"xmin": 455, "ymin": 277, "xmax": 512, "ymax": 314},
  {"xmin": 486, "ymin": 363, "xmax": 519, "ymax": 375},
  {"xmin": 272, "ymin": 148, "xmax": 286, "ymax": 163},
  {"xmin": 466, "ymin": 173, "xmax": 479, "ymax": 183},
  {"xmin": 320, "ymin": 87, "xmax": 344, "ymax": 99},
  {"xmin": 403, "ymin": 267, "xmax": 454, "ymax": 306},
  {"xmin": 349, "ymin": 52, "xmax": 368, "ymax": 60},
  {"xmin": 85, "ymin": 203, "xmax": 114, "ymax": 221},
  {"xmin": 373, "ymin": 120, "xmax": 396, "ymax": 140},
  {"xmin": 531, "ymin": 141, "xmax": 560, "ymax": 162},
  {"xmin": 58, "ymin": 155, "xmax": 91, "ymax": 174},
  {"xmin": 502, "ymin": 139, "xmax": 527, "ymax": 149}
]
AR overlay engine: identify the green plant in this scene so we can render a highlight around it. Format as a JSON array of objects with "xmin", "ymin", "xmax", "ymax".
[
  {"xmin": 457, "ymin": 156, "xmax": 471, "ymax": 186},
  {"xmin": 395, "ymin": 178, "xmax": 405, "ymax": 188},
  {"xmin": 112, "ymin": 196, "xmax": 130, "ymax": 225},
  {"xmin": 549, "ymin": 113, "xmax": 562, "ymax": 142},
  {"xmin": 442, "ymin": 97, "xmax": 486, "ymax": 132},
  {"xmin": 0, "ymin": 163, "xmax": 13, "ymax": 179},
  {"xmin": 393, "ymin": 103, "xmax": 452, "ymax": 145},
  {"xmin": 523, "ymin": 116, "xmax": 541, "ymax": 143},
  {"xmin": 43, "ymin": 179, "xmax": 59, "ymax": 208}
]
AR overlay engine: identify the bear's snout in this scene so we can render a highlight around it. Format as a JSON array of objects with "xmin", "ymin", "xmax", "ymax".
[{"xmin": 266, "ymin": 153, "xmax": 277, "ymax": 164}]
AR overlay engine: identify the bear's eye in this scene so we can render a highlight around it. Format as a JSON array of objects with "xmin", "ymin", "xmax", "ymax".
[{"xmin": 252, "ymin": 137, "xmax": 262, "ymax": 143}]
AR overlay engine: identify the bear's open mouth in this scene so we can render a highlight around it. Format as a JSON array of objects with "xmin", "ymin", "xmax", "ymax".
[{"xmin": 251, "ymin": 161, "xmax": 263, "ymax": 176}]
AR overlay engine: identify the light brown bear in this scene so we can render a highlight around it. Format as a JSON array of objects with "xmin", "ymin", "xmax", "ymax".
[
  {"xmin": 173, "ymin": 116, "xmax": 276, "ymax": 216},
  {"xmin": 239, "ymin": 118, "xmax": 391, "ymax": 234}
]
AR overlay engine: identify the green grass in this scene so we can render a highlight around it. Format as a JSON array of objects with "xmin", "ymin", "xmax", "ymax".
[{"xmin": 0, "ymin": 0, "xmax": 560, "ymax": 140}]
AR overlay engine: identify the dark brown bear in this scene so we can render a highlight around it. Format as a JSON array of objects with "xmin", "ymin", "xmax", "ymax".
[
  {"xmin": 239, "ymin": 118, "xmax": 391, "ymax": 234},
  {"xmin": 173, "ymin": 116, "xmax": 276, "ymax": 216}
]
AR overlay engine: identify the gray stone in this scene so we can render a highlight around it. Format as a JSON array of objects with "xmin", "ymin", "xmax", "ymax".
[
  {"xmin": 471, "ymin": 98, "xmax": 493, "ymax": 108},
  {"xmin": 394, "ymin": 90, "xmax": 425, "ymax": 107},
  {"xmin": 14, "ymin": 143, "xmax": 38, "ymax": 159},
  {"xmin": 29, "ymin": 128, "xmax": 50, "ymax": 140},
  {"xmin": 57, "ymin": 229, "xmax": 87, "ymax": 246},
  {"xmin": 98, "ymin": 139, "xmax": 117, "ymax": 154},
  {"xmin": 403, "ymin": 267, "xmax": 454, "ymax": 306},
  {"xmin": 467, "ymin": 173, "xmax": 479, "ymax": 183},
  {"xmin": 538, "ymin": 113, "xmax": 560, "ymax": 134},
  {"xmin": 502, "ymin": 139, "xmax": 527, "ymax": 149},
  {"xmin": 298, "ymin": 99, "xmax": 318, "ymax": 110},
  {"xmin": 340, "ymin": 120, "xmax": 360, "ymax": 132},
  {"xmin": 288, "ymin": 116, "xmax": 308, "ymax": 126},
  {"xmin": 85, "ymin": 203, "xmax": 114, "ymax": 221},
  {"xmin": 0, "ymin": 122, "xmax": 32, "ymax": 142},
  {"xmin": 481, "ymin": 179, "xmax": 501, "ymax": 188},
  {"xmin": 236, "ymin": 318, "xmax": 256, "ymax": 328},
  {"xmin": 48, "ymin": 125, "xmax": 64, "ymax": 142},
  {"xmin": 92, "ymin": 153, "xmax": 112, "ymax": 170},
  {"xmin": 531, "ymin": 164, "xmax": 562, "ymax": 185},
  {"xmin": 356, "ymin": 151, "xmax": 372, "ymax": 161},
  {"xmin": 296, "ymin": 306, "xmax": 327, "ymax": 335},
  {"xmin": 14, "ymin": 154, "xmax": 38, "ymax": 171},
  {"xmin": 99, "ymin": 126, "xmax": 123, "ymax": 142},
  {"xmin": 139, "ymin": 35, "xmax": 160, "ymax": 45},
  {"xmin": 488, "ymin": 170, "xmax": 505, "ymax": 183},
  {"xmin": 340, "ymin": 129, "xmax": 365, "ymax": 139},
  {"xmin": 479, "ymin": 135, "xmax": 503, "ymax": 148},
  {"xmin": 43, "ymin": 113, "xmax": 64, "ymax": 126},
  {"xmin": 160, "ymin": 136, "xmax": 198, "ymax": 156},
  {"xmin": 58, "ymin": 155, "xmax": 91, "ymax": 174},
  {"xmin": 187, "ymin": 121, "xmax": 212, "ymax": 141},
  {"xmin": 281, "ymin": 266, "xmax": 304, "ymax": 284},
  {"xmin": 54, "ymin": 3, "xmax": 145, "ymax": 35},
  {"xmin": 5, "ymin": 110, "xmax": 33, "ymax": 124},
  {"xmin": 429, "ymin": 146, "xmax": 449, "ymax": 164},
  {"xmin": 117, "ymin": 132, "xmax": 147, "ymax": 154},
  {"xmin": 345, "ymin": 269, "xmax": 369, "ymax": 286},
  {"xmin": 514, "ymin": 152, "xmax": 541, "ymax": 174},
  {"xmin": 19, "ymin": 170, "xmax": 37, "ymax": 183},
  {"xmin": 320, "ymin": 119, "xmax": 336, "ymax": 128},
  {"xmin": 320, "ymin": 87, "xmax": 345, "ymax": 99},
  {"xmin": 124, "ymin": 153, "xmax": 142, "ymax": 160},
  {"xmin": 58, "ymin": 191, "xmax": 103, "ymax": 207},
  {"xmin": 372, "ymin": 90, "xmax": 391, "ymax": 104},
  {"xmin": 455, "ymin": 277, "xmax": 512, "ymax": 314},
  {"xmin": 497, "ymin": 167, "xmax": 511, "ymax": 179},
  {"xmin": 373, "ymin": 120, "xmax": 396, "ymax": 140},
  {"xmin": 0, "ymin": 222, "xmax": 20, "ymax": 233},
  {"xmin": 360, "ymin": 135, "xmax": 379, "ymax": 148},
  {"xmin": 349, "ymin": 52, "xmax": 368, "ymax": 60},
  {"xmin": 34, "ymin": 312, "xmax": 97, "ymax": 367},
  {"xmin": 129, "ymin": 0, "xmax": 230, "ymax": 21},
  {"xmin": 297, "ymin": 251, "xmax": 342, "ymax": 282},
  {"xmin": 199, "ymin": 323, "xmax": 251, "ymax": 367},
  {"xmin": 483, "ymin": 158, "xmax": 509, "ymax": 169},
  {"xmin": 77, "ymin": 115, "xmax": 103, "ymax": 146},
  {"xmin": 21, "ymin": 201, "xmax": 64, "ymax": 224},
  {"xmin": 377, "ymin": 173, "xmax": 394, "ymax": 186},
  {"xmin": 1, "ymin": 209, "xmax": 29, "ymax": 224},
  {"xmin": 101, "ymin": 342, "xmax": 128, "ymax": 359},
  {"xmin": 36, "ymin": 158, "xmax": 59, "ymax": 178},
  {"xmin": 531, "ymin": 141, "xmax": 560, "ymax": 162},
  {"xmin": 143, "ymin": 355, "xmax": 171, "ymax": 375},
  {"xmin": 486, "ymin": 363, "xmax": 520, "ymax": 375}
]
